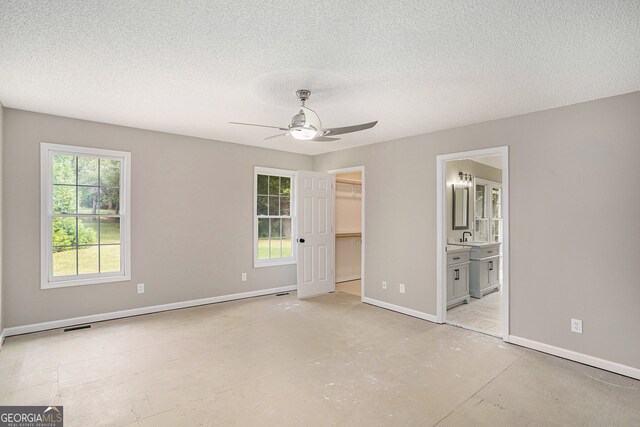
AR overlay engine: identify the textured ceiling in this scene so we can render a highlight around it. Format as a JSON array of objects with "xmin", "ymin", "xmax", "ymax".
[{"xmin": 1, "ymin": 1, "xmax": 639, "ymax": 155}]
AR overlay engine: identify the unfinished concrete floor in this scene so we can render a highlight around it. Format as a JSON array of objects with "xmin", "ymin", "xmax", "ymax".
[{"xmin": 0, "ymin": 292, "xmax": 638, "ymax": 426}]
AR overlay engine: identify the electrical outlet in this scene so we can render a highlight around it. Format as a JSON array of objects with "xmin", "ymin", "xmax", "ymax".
[
  {"xmin": 399, "ymin": 283, "xmax": 406, "ymax": 294},
  {"xmin": 571, "ymin": 318, "xmax": 583, "ymax": 334},
  {"xmin": 241, "ymin": 273, "xmax": 247, "ymax": 282},
  {"xmin": 382, "ymin": 281, "xmax": 387, "ymax": 290},
  {"xmin": 137, "ymin": 283, "xmax": 144, "ymax": 294}
]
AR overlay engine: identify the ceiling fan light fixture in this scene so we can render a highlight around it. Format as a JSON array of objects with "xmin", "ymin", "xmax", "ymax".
[
  {"xmin": 229, "ymin": 89, "xmax": 378, "ymax": 143},
  {"xmin": 289, "ymin": 127, "xmax": 318, "ymax": 140}
]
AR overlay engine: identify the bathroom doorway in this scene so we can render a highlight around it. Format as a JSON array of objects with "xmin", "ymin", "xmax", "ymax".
[
  {"xmin": 436, "ymin": 147, "xmax": 510, "ymax": 340},
  {"xmin": 330, "ymin": 167, "xmax": 364, "ymax": 299}
]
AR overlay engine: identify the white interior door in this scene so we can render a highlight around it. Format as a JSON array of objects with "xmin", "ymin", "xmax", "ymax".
[{"xmin": 296, "ymin": 171, "xmax": 335, "ymax": 298}]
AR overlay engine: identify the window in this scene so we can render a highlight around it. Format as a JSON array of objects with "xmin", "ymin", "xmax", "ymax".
[
  {"xmin": 254, "ymin": 167, "xmax": 295, "ymax": 267},
  {"xmin": 41, "ymin": 143, "xmax": 131, "ymax": 288}
]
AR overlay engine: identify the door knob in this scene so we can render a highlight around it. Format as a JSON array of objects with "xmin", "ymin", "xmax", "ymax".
[{"xmin": 297, "ymin": 238, "xmax": 305, "ymax": 243}]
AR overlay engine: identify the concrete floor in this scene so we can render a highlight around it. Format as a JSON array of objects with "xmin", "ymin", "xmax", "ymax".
[
  {"xmin": 447, "ymin": 290, "xmax": 502, "ymax": 337},
  {"xmin": 0, "ymin": 292, "xmax": 638, "ymax": 426}
]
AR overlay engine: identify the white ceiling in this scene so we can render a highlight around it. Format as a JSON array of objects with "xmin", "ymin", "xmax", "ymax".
[{"xmin": 1, "ymin": 1, "xmax": 639, "ymax": 156}]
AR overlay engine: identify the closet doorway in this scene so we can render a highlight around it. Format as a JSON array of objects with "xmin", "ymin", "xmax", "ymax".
[{"xmin": 330, "ymin": 166, "xmax": 364, "ymax": 299}]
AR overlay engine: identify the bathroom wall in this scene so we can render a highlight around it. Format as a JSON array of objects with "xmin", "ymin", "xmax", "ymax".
[{"xmin": 446, "ymin": 159, "xmax": 502, "ymax": 243}]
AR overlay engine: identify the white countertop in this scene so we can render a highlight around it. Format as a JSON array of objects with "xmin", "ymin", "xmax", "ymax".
[
  {"xmin": 448, "ymin": 241, "xmax": 501, "ymax": 248},
  {"xmin": 446, "ymin": 245, "xmax": 471, "ymax": 253}
]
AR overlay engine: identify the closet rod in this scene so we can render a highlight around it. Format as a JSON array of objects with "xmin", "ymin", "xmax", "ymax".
[{"xmin": 336, "ymin": 232, "xmax": 362, "ymax": 238}]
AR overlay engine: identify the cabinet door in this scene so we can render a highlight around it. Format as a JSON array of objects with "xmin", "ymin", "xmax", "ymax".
[
  {"xmin": 488, "ymin": 257, "xmax": 500, "ymax": 286},
  {"xmin": 446, "ymin": 267, "xmax": 455, "ymax": 302},
  {"xmin": 478, "ymin": 260, "xmax": 491, "ymax": 290},
  {"xmin": 454, "ymin": 264, "xmax": 469, "ymax": 299}
]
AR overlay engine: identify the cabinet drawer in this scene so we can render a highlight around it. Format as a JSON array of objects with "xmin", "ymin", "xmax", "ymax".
[
  {"xmin": 447, "ymin": 251, "xmax": 469, "ymax": 265},
  {"xmin": 470, "ymin": 245, "xmax": 500, "ymax": 260}
]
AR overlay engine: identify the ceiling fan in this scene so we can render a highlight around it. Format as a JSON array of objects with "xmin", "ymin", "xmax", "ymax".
[{"xmin": 230, "ymin": 89, "xmax": 378, "ymax": 142}]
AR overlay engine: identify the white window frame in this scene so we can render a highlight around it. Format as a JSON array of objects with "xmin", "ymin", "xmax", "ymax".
[
  {"xmin": 40, "ymin": 143, "xmax": 131, "ymax": 289},
  {"xmin": 254, "ymin": 166, "xmax": 296, "ymax": 268}
]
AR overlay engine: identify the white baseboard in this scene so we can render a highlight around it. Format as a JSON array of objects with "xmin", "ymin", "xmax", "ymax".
[
  {"xmin": 0, "ymin": 329, "xmax": 5, "ymax": 349},
  {"xmin": 3, "ymin": 285, "xmax": 297, "ymax": 337},
  {"xmin": 336, "ymin": 275, "xmax": 361, "ymax": 284},
  {"xmin": 362, "ymin": 297, "xmax": 439, "ymax": 323},
  {"xmin": 509, "ymin": 335, "xmax": 640, "ymax": 380}
]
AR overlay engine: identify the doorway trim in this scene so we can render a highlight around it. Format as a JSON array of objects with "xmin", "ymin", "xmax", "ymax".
[
  {"xmin": 436, "ymin": 146, "xmax": 510, "ymax": 341},
  {"xmin": 328, "ymin": 166, "xmax": 365, "ymax": 301}
]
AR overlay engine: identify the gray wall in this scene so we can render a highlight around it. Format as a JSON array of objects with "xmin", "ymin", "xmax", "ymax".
[
  {"xmin": 3, "ymin": 109, "xmax": 312, "ymax": 327},
  {"xmin": 313, "ymin": 92, "xmax": 640, "ymax": 369}
]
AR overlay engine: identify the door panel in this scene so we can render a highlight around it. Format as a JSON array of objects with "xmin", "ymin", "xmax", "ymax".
[
  {"xmin": 303, "ymin": 197, "xmax": 313, "ymax": 233},
  {"xmin": 318, "ymin": 245, "xmax": 327, "ymax": 281},
  {"xmin": 318, "ymin": 198, "xmax": 327, "ymax": 233},
  {"xmin": 297, "ymin": 171, "xmax": 335, "ymax": 298},
  {"xmin": 303, "ymin": 246, "xmax": 313, "ymax": 283}
]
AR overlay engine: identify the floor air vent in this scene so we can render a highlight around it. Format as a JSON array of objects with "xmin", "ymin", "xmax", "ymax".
[
  {"xmin": 64, "ymin": 324, "xmax": 91, "ymax": 332},
  {"xmin": 275, "ymin": 292, "xmax": 290, "ymax": 296}
]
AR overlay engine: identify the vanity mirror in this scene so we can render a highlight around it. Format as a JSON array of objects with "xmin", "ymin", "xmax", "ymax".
[{"xmin": 452, "ymin": 185, "xmax": 469, "ymax": 230}]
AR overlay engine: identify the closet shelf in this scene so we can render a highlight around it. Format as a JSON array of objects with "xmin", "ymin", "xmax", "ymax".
[
  {"xmin": 336, "ymin": 232, "xmax": 362, "ymax": 238},
  {"xmin": 336, "ymin": 178, "xmax": 362, "ymax": 185}
]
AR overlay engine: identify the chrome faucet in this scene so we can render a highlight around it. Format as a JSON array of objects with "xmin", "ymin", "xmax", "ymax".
[{"xmin": 462, "ymin": 231, "xmax": 472, "ymax": 242}]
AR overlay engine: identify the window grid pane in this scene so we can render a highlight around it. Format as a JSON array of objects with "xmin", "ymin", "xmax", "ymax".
[
  {"xmin": 100, "ymin": 244, "xmax": 121, "ymax": 273},
  {"xmin": 78, "ymin": 245, "xmax": 99, "ymax": 275},
  {"xmin": 50, "ymin": 152, "xmax": 124, "ymax": 280},
  {"xmin": 53, "ymin": 246, "xmax": 78, "ymax": 277}
]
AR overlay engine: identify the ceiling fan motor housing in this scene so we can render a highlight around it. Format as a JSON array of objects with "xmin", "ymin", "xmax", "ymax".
[{"xmin": 296, "ymin": 89, "xmax": 311, "ymax": 102}]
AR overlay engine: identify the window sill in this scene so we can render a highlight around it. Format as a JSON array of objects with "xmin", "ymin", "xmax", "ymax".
[
  {"xmin": 254, "ymin": 259, "xmax": 297, "ymax": 268},
  {"xmin": 42, "ymin": 274, "xmax": 131, "ymax": 290}
]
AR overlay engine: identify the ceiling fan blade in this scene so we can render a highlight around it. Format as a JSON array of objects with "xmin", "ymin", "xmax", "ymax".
[
  {"xmin": 312, "ymin": 136, "xmax": 341, "ymax": 142},
  {"xmin": 301, "ymin": 107, "xmax": 322, "ymax": 131},
  {"xmin": 264, "ymin": 133, "xmax": 289, "ymax": 141},
  {"xmin": 229, "ymin": 121, "xmax": 288, "ymax": 131},
  {"xmin": 323, "ymin": 121, "xmax": 378, "ymax": 136}
]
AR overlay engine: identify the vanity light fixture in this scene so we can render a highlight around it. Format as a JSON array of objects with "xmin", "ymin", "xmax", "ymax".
[{"xmin": 458, "ymin": 172, "xmax": 473, "ymax": 187}]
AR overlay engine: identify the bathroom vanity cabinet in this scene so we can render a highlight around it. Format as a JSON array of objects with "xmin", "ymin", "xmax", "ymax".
[
  {"xmin": 469, "ymin": 243, "xmax": 501, "ymax": 298},
  {"xmin": 446, "ymin": 247, "xmax": 471, "ymax": 308}
]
